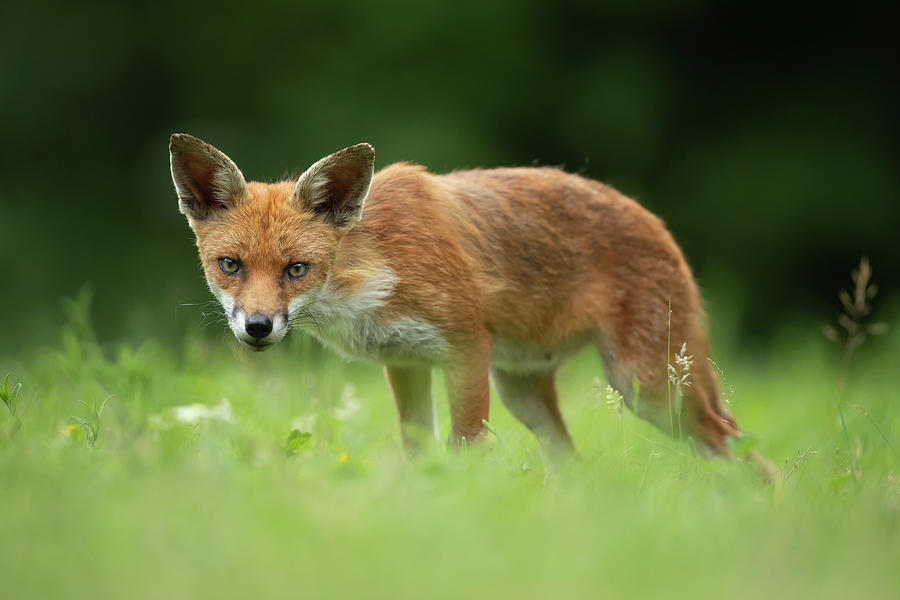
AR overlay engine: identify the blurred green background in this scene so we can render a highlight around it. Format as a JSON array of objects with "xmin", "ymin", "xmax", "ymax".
[{"xmin": 1, "ymin": 0, "xmax": 897, "ymax": 357}]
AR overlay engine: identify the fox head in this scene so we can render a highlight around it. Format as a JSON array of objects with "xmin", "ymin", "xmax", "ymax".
[{"xmin": 169, "ymin": 133, "xmax": 375, "ymax": 351}]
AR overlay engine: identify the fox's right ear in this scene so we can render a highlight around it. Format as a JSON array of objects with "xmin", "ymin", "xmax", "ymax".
[{"xmin": 169, "ymin": 134, "xmax": 246, "ymax": 220}]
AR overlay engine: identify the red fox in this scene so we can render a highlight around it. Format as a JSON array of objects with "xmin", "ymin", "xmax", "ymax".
[{"xmin": 170, "ymin": 133, "xmax": 773, "ymax": 478}]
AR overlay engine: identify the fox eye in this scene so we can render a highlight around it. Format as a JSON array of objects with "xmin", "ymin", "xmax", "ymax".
[
  {"xmin": 218, "ymin": 257, "xmax": 241, "ymax": 275},
  {"xmin": 286, "ymin": 262, "xmax": 310, "ymax": 279}
]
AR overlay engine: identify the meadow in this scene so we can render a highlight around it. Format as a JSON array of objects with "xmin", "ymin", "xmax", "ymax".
[
  {"xmin": 1, "ymin": 284, "xmax": 898, "ymax": 599},
  {"xmin": 2, "ymin": 0, "xmax": 898, "ymax": 597}
]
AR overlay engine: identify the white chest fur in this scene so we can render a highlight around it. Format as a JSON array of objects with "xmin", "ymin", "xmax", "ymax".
[{"xmin": 289, "ymin": 269, "xmax": 447, "ymax": 364}]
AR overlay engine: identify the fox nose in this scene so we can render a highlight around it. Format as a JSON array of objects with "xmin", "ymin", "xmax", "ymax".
[{"xmin": 245, "ymin": 313, "xmax": 273, "ymax": 339}]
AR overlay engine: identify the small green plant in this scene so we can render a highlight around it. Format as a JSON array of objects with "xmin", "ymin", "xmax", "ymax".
[
  {"xmin": 821, "ymin": 256, "xmax": 888, "ymax": 482},
  {"xmin": 1, "ymin": 374, "xmax": 23, "ymax": 434},
  {"xmin": 285, "ymin": 429, "xmax": 312, "ymax": 457},
  {"xmin": 68, "ymin": 396, "xmax": 112, "ymax": 449}
]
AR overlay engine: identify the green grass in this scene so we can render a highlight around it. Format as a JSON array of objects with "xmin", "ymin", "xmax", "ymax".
[{"xmin": 1, "ymin": 293, "xmax": 898, "ymax": 599}]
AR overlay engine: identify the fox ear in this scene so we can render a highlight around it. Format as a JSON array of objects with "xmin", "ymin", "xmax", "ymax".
[
  {"xmin": 293, "ymin": 143, "xmax": 375, "ymax": 230},
  {"xmin": 169, "ymin": 133, "xmax": 246, "ymax": 220}
]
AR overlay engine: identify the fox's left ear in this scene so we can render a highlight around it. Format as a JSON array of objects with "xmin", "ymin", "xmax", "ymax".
[
  {"xmin": 293, "ymin": 143, "xmax": 375, "ymax": 231},
  {"xmin": 169, "ymin": 133, "xmax": 247, "ymax": 220}
]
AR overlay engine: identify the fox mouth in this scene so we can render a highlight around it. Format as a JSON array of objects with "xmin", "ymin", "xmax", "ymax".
[{"xmin": 242, "ymin": 339, "xmax": 274, "ymax": 352}]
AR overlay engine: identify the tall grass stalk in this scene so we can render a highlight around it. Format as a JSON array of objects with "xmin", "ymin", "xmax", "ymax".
[
  {"xmin": 822, "ymin": 257, "xmax": 888, "ymax": 483},
  {"xmin": 666, "ymin": 299, "xmax": 674, "ymax": 436}
]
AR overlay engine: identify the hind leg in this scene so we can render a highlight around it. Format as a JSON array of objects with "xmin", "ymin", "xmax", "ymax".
[
  {"xmin": 598, "ymin": 327, "xmax": 776, "ymax": 481},
  {"xmin": 490, "ymin": 366, "xmax": 576, "ymax": 460},
  {"xmin": 599, "ymin": 332, "xmax": 736, "ymax": 448}
]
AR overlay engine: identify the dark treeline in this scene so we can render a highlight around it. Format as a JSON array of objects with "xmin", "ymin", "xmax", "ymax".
[{"xmin": 1, "ymin": 0, "xmax": 897, "ymax": 353}]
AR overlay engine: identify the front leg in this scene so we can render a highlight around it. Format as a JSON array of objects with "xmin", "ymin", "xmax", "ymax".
[
  {"xmin": 384, "ymin": 364, "xmax": 437, "ymax": 454},
  {"xmin": 444, "ymin": 334, "xmax": 492, "ymax": 444}
]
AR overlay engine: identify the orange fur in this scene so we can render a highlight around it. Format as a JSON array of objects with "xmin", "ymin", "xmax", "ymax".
[{"xmin": 170, "ymin": 134, "xmax": 773, "ymax": 479}]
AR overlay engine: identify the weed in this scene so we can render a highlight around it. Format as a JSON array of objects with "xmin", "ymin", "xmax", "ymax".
[
  {"xmin": 285, "ymin": 429, "xmax": 312, "ymax": 457},
  {"xmin": 822, "ymin": 257, "xmax": 888, "ymax": 482},
  {"xmin": 602, "ymin": 384, "xmax": 630, "ymax": 457},
  {"xmin": 667, "ymin": 342, "xmax": 692, "ymax": 442},
  {"xmin": 821, "ymin": 257, "xmax": 888, "ymax": 368},
  {"xmin": 0, "ymin": 374, "xmax": 23, "ymax": 436},
  {"xmin": 604, "ymin": 384, "xmax": 624, "ymax": 417},
  {"xmin": 67, "ymin": 395, "xmax": 113, "ymax": 449},
  {"xmin": 0, "ymin": 374, "xmax": 22, "ymax": 417}
]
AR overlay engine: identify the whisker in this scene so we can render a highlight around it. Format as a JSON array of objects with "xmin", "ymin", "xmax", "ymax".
[
  {"xmin": 300, "ymin": 308, "xmax": 325, "ymax": 337},
  {"xmin": 288, "ymin": 304, "xmax": 324, "ymax": 337}
]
